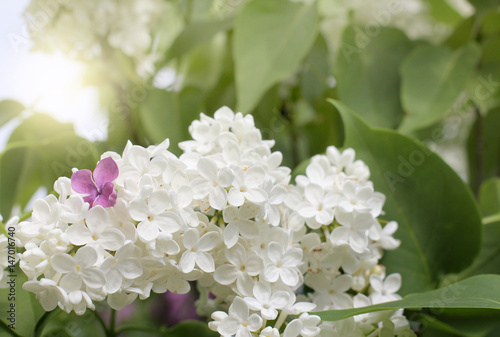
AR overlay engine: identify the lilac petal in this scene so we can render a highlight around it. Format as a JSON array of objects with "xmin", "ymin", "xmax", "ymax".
[
  {"xmin": 93, "ymin": 157, "xmax": 119, "ymax": 188},
  {"xmin": 95, "ymin": 182, "xmax": 117, "ymax": 208},
  {"xmin": 71, "ymin": 169, "xmax": 97, "ymax": 195}
]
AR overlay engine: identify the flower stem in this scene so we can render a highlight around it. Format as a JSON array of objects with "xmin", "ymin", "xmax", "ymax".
[
  {"xmin": 108, "ymin": 309, "xmax": 117, "ymax": 337},
  {"xmin": 274, "ymin": 311, "xmax": 288, "ymax": 330}
]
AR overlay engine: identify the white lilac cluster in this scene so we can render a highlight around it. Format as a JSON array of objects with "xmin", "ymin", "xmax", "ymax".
[
  {"xmin": 17, "ymin": 107, "xmax": 414, "ymax": 336},
  {"xmin": 24, "ymin": 0, "xmax": 166, "ymax": 78},
  {"xmin": 319, "ymin": 0, "xmax": 473, "ymax": 53}
]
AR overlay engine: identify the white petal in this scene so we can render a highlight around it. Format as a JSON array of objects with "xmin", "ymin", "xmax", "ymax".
[
  {"xmin": 263, "ymin": 265, "xmax": 280, "ymax": 283},
  {"xmin": 128, "ymin": 200, "xmax": 149, "ymax": 222},
  {"xmin": 105, "ymin": 269, "xmax": 123, "ymax": 293},
  {"xmin": 209, "ymin": 186, "xmax": 227, "ymax": 210},
  {"xmin": 304, "ymin": 184, "xmax": 323, "ymax": 205},
  {"xmin": 214, "ymin": 264, "xmax": 238, "ymax": 285},
  {"xmin": 74, "ymin": 246, "xmax": 98, "ymax": 268},
  {"xmin": 266, "ymin": 242, "xmax": 282, "ymax": 263},
  {"xmin": 156, "ymin": 212, "xmax": 182, "ymax": 234},
  {"xmin": 198, "ymin": 158, "xmax": 218, "ymax": 181},
  {"xmin": 179, "ymin": 251, "xmax": 196, "ymax": 273},
  {"xmin": 66, "ymin": 223, "xmax": 93, "ymax": 246},
  {"xmin": 149, "ymin": 190, "xmax": 170, "ymax": 214},
  {"xmin": 119, "ymin": 258, "xmax": 143, "ymax": 279},
  {"xmin": 384, "ymin": 273, "xmax": 402, "ymax": 293},
  {"xmin": 82, "ymin": 268, "xmax": 106, "ymax": 288},
  {"xmin": 280, "ymin": 267, "xmax": 299, "ymax": 287},
  {"xmin": 223, "ymin": 223, "xmax": 240, "ymax": 248},
  {"xmin": 283, "ymin": 319, "xmax": 302, "ymax": 337},
  {"xmin": 60, "ymin": 273, "xmax": 82, "ymax": 292},
  {"xmin": 183, "ymin": 228, "xmax": 199, "ymax": 250},
  {"xmin": 137, "ymin": 221, "xmax": 159, "ymax": 242},
  {"xmin": 217, "ymin": 167, "xmax": 234, "ymax": 187},
  {"xmin": 227, "ymin": 187, "xmax": 245, "ymax": 207},
  {"xmin": 244, "ymin": 167, "xmax": 265, "ymax": 188},
  {"xmin": 98, "ymin": 228, "xmax": 125, "ymax": 251},
  {"xmin": 198, "ymin": 231, "xmax": 219, "ymax": 251},
  {"xmin": 244, "ymin": 189, "xmax": 267, "ymax": 204},
  {"xmin": 51, "ymin": 253, "xmax": 75, "ymax": 273},
  {"xmin": 85, "ymin": 206, "xmax": 109, "ymax": 234},
  {"xmin": 195, "ymin": 252, "xmax": 215, "ymax": 273}
]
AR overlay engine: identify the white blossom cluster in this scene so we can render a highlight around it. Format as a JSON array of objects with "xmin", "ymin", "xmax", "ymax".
[
  {"xmin": 24, "ymin": 0, "xmax": 166, "ymax": 78},
  {"xmin": 17, "ymin": 107, "xmax": 415, "ymax": 336},
  {"xmin": 319, "ymin": 0, "xmax": 473, "ymax": 54}
]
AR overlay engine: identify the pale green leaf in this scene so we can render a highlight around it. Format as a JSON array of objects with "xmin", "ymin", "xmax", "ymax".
[{"xmin": 233, "ymin": 0, "xmax": 318, "ymax": 113}]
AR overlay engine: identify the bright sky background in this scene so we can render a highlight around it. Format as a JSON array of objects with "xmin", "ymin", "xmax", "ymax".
[{"xmin": 0, "ymin": 1, "xmax": 107, "ymax": 149}]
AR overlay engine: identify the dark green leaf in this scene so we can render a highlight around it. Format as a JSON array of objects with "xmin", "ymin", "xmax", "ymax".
[
  {"xmin": 0, "ymin": 100, "xmax": 24, "ymax": 127},
  {"xmin": 233, "ymin": 0, "xmax": 318, "ymax": 113},
  {"xmin": 316, "ymin": 275, "xmax": 500, "ymax": 321},
  {"xmin": 467, "ymin": 107, "xmax": 500, "ymax": 193},
  {"xmin": 166, "ymin": 321, "xmax": 218, "ymax": 337},
  {"xmin": 331, "ymin": 100, "xmax": 482, "ymax": 294},
  {"xmin": 420, "ymin": 315, "xmax": 500, "ymax": 337},
  {"xmin": 455, "ymin": 179, "xmax": 500, "ymax": 279},
  {"xmin": 337, "ymin": 27, "xmax": 413, "ymax": 128},
  {"xmin": 479, "ymin": 178, "xmax": 500, "ymax": 217},
  {"xmin": 399, "ymin": 43, "xmax": 481, "ymax": 133}
]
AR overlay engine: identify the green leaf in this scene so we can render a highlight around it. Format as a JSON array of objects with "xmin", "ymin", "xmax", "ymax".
[
  {"xmin": 166, "ymin": 321, "xmax": 218, "ymax": 337},
  {"xmin": 0, "ymin": 100, "xmax": 24, "ymax": 127},
  {"xmin": 468, "ymin": 0, "xmax": 500, "ymax": 12},
  {"xmin": 336, "ymin": 27, "xmax": 413, "ymax": 128},
  {"xmin": 420, "ymin": 315, "xmax": 500, "ymax": 337},
  {"xmin": 331, "ymin": 100, "xmax": 482, "ymax": 294},
  {"xmin": 167, "ymin": 18, "xmax": 233, "ymax": 60},
  {"xmin": 455, "ymin": 179, "xmax": 500, "ymax": 279},
  {"xmin": 233, "ymin": 0, "xmax": 318, "ymax": 113},
  {"xmin": 422, "ymin": 0, "xmax": 464, "ymax": 26},
  {"xmin": 300, "ymin": 34, "xmax": 330, "ymax": 102},
  {"xmin": 140, "ymin": 88, "xmax": 203, "ymax": 155},
  {"xmin": 399, "ymin": 43, "xmax": 481, "ymax": 133},
  {"xmin": 178, "ymin": 33, "xmax": 227, "ymax": 93},
  {"xmin": 479, "ymin": 178, "xmax": 500, "ymax": 218},
  {"xmin": 446, "ymin": 16, "xmax": 476, "ymax": 50},
  {"xmin": 316, "ymin": 274, "xmax": 500, "ymax": 321},
  {"xmin": 467, "ymin": 107, "xmax": 500, "ymax": 193},
  {"xmin": 0, "ymin": 114, "xmax": 99, "ymax": 218}
]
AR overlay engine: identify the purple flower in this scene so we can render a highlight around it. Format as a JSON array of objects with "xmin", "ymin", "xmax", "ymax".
[{"xmin": 71, "ymin": 157, "xmax": 119, "ymax": 208}]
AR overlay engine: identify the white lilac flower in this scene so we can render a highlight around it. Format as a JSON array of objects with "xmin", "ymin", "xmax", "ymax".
[
  {"xmin": 222, "ymin": 204, "xmax": 260, "ymax": 248},
  {"xmin": 191, "ymin": 157, "xmax": 234, "ymax": 210},
  {"xmin": 100, "ymin": 242, "xmax": 143, "ymax": 293},
  {"xmin": 214, "ymin": 296, "xmax": 263, "ymax": 337},
  {"xmin": 214, "ymin": 242, "xmax": 264, "ymax": 290},
  {"xmin": 179, "ymin": 228, "xmax": 219, "ymax": 273},
  {"xmin": 51, "ymin": 246, "xmax": 106, "ymax": 291},
  {"xmin": 369, "ymin": 273, "xmax": 403, "ymax": 304},
  {"xmin": 23, "ymin": 278, "xmax": 68, "ymax": 311},
  {"xmin": 243, "ymin": 282, "xmax": 290, "ymax": 320},
  {"xmin": 17, "ymin": 106, "xmax": 407, "ymax": 336},
  {"xmin": 25, "ymin": 0, "xmax": 167, "ymax": 78},
  {"xmin": 66, "ymin": 206, "xmax": 125, "ymax": 251},
  {"xmin": 263, "ymin": 242, "xmax": 302, "ymax": 287},
  {"xmin": 283, "ymin": 312, "xmax": 321, "ymax": 337},
  {"xmin": 128, "ymin": 190, "xmax": 183, "ymax": 242}
]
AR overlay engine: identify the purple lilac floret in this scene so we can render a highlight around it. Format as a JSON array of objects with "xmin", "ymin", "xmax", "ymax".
[{"xmin": 71, "ymin": 157, "xmax": 119, "ymax": 208}]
